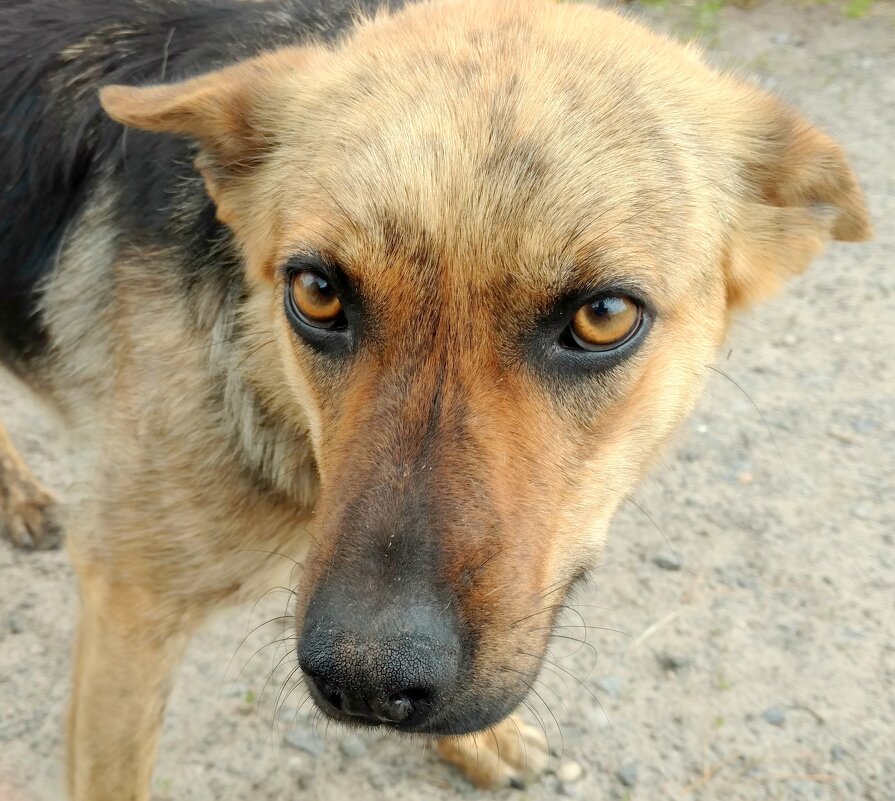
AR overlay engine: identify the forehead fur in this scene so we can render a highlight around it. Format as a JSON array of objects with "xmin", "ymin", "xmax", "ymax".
[{"xmin": 261, "ymin": 0, "xmax": 734, "ymax": 305}]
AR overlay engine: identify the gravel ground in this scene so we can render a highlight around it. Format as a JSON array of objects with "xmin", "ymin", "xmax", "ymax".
[{"xmin": 1, "ymin": 2, "xmax": 893, "ymax": 800}]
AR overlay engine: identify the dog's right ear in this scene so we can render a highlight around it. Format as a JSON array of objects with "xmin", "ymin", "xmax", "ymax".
[{"xmin": 100, "ymin": 48, "xmax": 318, "ymax": 268}]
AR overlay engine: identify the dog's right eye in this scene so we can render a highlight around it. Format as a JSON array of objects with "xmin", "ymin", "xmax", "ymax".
[{"xmin": 288, "ymin": 270, "xmax": 345, "ymax": 329}]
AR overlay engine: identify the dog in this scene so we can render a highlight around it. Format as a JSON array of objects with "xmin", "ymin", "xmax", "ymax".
[{"xmin": 0, "ymin": 0, "xmax": 870, "ymax": 798}]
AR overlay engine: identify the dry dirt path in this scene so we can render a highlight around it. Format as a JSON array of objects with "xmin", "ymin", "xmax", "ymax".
[{"xmin": 1, "ymin": 2, "xmax": 893, "ymax": 800}]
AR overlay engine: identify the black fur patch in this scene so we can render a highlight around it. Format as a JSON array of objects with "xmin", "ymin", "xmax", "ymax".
[{"xmin": 0, "ymin": 0, "xmax": 397, "ymax": 360}]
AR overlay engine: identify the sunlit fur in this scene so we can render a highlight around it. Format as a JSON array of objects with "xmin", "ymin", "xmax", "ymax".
[{"xmin": 0, "ymin": 0, "xmax": 869, "ymax": 798}]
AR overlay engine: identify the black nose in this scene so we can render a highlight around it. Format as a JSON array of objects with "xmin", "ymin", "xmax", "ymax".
[
  {"xmin": 299, "ymin": 605, "xmax": 459, "ymax": 729},
  {"xmin": 304, "ymin": 658, "xmax": 432, "ymax": 726}
]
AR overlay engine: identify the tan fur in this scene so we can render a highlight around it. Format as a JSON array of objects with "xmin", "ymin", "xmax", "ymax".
[
  {"xmin": 436, "ymin": 717, "xmax": 550, "ymax": 788},
  {"xmin": 0, "ymin": 420, "xmax": 61, "ymax": 549},
  {"xmin": 1, "ymin": 1, "xmax": 869, "ymax": 798}
]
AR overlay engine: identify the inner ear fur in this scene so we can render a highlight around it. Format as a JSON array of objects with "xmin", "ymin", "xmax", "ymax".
[
  {"xmin": 725, "ymin": 88, "xmax": 871, "ymax": 309},
  {"xmin": 100, "ymin": 49, "xmax": 311, "ymax": 245}
]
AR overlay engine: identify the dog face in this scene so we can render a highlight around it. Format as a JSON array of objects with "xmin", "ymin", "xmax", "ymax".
[{"xmin": 103, "ymin": 0, "xmax": 868, "ymax": 735}]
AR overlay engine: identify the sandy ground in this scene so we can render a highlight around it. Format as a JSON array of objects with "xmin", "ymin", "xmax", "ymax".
[{"xmin": 1, "ymin": 2, "xmax": 893, "ymax": 800}]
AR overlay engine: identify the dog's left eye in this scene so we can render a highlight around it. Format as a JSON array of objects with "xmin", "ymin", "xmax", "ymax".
[
  {"xmin": 562, "ymin": 295, "xmax": 643, "ymax": 352},
  {"xmin": 287, "ymin": 270, "xmax": 346, "ymax": 330}
]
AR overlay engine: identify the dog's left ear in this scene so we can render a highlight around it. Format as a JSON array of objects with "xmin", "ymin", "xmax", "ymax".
[
  {"xmin": 724, "ymin": 88, "xmax": 871, "ymax": 309},
  {"xmin": 100, "ymin": 48, "xmax": 316, "ymax": 271}
]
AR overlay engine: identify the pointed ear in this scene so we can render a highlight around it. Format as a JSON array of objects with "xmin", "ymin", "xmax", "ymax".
[
  {"xmin": 724, "ymin": 89, "xmax": 871, "ymax": 310},
  {"xmin": 100, "ymin": 49, "xmax": 309, "ymax": 226}
]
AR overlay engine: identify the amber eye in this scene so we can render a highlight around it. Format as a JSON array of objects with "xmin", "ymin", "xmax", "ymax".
[
  {"xmin": 566, "ymin": 295, "xmax": 642, "ymax": 351},
  {"xmin": 288, "ymin": 270, "xmax": 344, "ymax": 329}
]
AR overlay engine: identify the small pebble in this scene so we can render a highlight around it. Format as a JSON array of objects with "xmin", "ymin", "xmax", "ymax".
[
  {"xmin": 7, "ymin": 615, "xmax": 24, "ymax": 634},
  {"xmin": 595, "ymin": 675, "xmax": 622, "ymax": 699},
  {"xmin": 339, "ymin": 738, "xmax": 367, "ymax": 758},
  {"xmin": 558, "ymin": 781, "xmax": 579, "ymax": 797},
  {"xmin": 283, "ymin": 729, "xmax": 325, "ymax": 756},
  {"xmin": 728, "ymin": 508, "xmax": 769, "ymax": 534},
  {"xmin": 830, "ymin": 745, "xmax": 847, "ymax": 762},
  {"xmin": 294, "ymin": 772, "xmax": 311, "ymax": 791},
  {"xmin": 851, "ymin": 503, "xmax": 872, "ymax": 520},
  {"xmin": 827, "ymin": 426, "xmax": 855, "ymax": 444},
  {"xmin": 656, "ymin": 651, "xmax": 690, "ymax": 672},
  {"xmin": 223, "ymin": 682, "xmax": 247, "ymax": 699},
  {"xmin": 616, "ymin": 762, "xmax": 639, "ymax": 787},
  {"xmin": 555, "ymin": 760, "xmax": 584, "ymax": 783},
  {"xmin": 654, "ymin": 552, "xmax": 682, "ymax": 571},
  {"xmin": 762, "ymin": 706, "xmax": 786, "ymax": 727}
]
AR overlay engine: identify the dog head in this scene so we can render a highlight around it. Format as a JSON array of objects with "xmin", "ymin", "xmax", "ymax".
[{"xmin": 102, "ymin": 0, "xmax": 869, "ymax": 735}]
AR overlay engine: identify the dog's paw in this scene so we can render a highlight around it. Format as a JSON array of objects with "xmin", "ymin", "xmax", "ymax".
[
  {"xmin": 0, "ymin": 474, "xmax": 63, "ymax": 550},
  {"xmin": 437, "ymin": 716, "xmax": 550, "ymax": 789}
]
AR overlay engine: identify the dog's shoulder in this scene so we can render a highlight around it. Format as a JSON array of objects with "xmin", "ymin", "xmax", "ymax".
[{"xmin": 0, "ymin": 0, "xmax": 390, "ymax": 363}]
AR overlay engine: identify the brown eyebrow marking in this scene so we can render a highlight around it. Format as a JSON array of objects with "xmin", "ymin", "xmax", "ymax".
[{"xmin": 375, "ymin": 210, "xmax": 442, "ymax": 279}]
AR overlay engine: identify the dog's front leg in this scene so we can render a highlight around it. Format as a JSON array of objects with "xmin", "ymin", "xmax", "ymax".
[{"xmin": 66, "ymin": 573, "xmax": 199, "ymax": 801}]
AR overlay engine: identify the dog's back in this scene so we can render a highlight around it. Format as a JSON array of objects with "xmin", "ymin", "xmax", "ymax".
[{"xmin": 0, "ymin": 0, "xmax": 385, "ymax": 367}]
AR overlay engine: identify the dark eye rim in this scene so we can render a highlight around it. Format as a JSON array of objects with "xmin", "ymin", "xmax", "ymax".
[
  {"xmin": 525, "ymin": 286, "xmax": 655, "ymax": 378},
  {"xmin": 281, "ymin": 254, "xmax": 356, "ymax": 353},
  {"xmin": 286, "ymin": 269, "xmax": 347, "ymax": 330}
]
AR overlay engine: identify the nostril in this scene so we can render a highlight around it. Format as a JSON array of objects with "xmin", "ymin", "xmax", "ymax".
[
  {"xmin": 370, "ymin": 686, "xmax": 433, "ymax": 725},
  {"xmin": 379, "ymin": 692, "xmax": 413, "ymax": 724},
  {"xmin": 304, "ymin": 671, "xmax": 345, "ymax": 713},
  {"xmin": 321, "ymin": 680, "xmax": 343, "ymax": 711},
  {"xmin": 400, "ymin": 686, "xmax": 434, "ymax": 715}
]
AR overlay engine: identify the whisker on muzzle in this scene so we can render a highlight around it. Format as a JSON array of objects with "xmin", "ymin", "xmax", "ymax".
[
  {"xmin": 223, "ymin": 612, "xmax": 295, "ymax": 689},
  {"xmin": 536, "ymin": 623, "xmax": 634, "ymax": 641}
]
